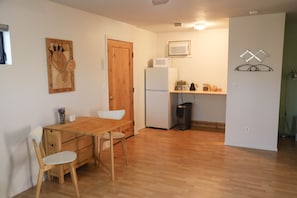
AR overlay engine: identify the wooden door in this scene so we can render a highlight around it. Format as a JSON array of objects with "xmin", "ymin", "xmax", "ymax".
[{"xmin": 108, "ymin": 39, "xmax": 134, "ymax": 137}]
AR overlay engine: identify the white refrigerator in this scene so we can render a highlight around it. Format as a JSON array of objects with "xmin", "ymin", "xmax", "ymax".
[{"xmin": 145, "ymin": 67, "xmax": 178, "ymax": 129}]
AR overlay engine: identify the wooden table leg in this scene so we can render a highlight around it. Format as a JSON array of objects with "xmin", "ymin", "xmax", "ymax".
[
  {"xmin": 109, "ymin": 131, "xmax": 115, "ymax": 181},
  {"xmin": 94, "ymin": 136, "xmax": 99, "ymax": 165}
]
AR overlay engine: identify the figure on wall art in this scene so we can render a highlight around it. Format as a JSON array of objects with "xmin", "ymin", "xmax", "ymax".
[{"xmin": 46, "ymin": 38, "xmax": 76, "ymax": 93}]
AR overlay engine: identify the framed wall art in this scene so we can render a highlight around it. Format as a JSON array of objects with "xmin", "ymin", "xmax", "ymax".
[{"xmin": 46, "ymin": 38, "xmax": 75, "ymax": 94}]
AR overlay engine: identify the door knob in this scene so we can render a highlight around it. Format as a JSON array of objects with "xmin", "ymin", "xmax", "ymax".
[{"xmin": 109, "ymin": 96, "xmax": 113, "ymax": 100}]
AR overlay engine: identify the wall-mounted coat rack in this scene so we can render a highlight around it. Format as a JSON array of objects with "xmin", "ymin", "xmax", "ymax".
[
  {"xmin": 235, "ymin": 49, "xmax": 273, "ymax": 72},
  {"xmin": 235, "ymin": 63, "xmax": 273, "ymax": 72}
]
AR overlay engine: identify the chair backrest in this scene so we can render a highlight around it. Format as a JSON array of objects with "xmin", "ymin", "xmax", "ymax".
[
  {"xmin": 30, "ymin": 126, "xmax": 45, "ymax": 167},
  {"xmin": 30, "ymin": 126, "xmax": 43, "ymax": 145},
  {"xmin": 97, "ymin": 109, "xmax": 125, "ymax": 120}
]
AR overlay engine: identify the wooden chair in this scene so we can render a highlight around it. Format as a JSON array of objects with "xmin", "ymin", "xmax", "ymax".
[
  {"xmin": 97, "ymin": 110, "xmax": 128, "ymax": 165},
  {"xmin": 30, "ymin": 127, "xmax": 80, "ymax": 198}
]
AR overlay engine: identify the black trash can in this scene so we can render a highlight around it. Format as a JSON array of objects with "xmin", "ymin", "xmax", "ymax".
[{"xmin": 176, "ymin": 102, "xmax": 192, "ymax": 130}]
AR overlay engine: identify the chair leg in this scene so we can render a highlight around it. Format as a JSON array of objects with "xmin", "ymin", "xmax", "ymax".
[
  {"xmin": 121, "ymin": 138, "xmax": 128, "ymax": 165},
  {"xmin": 69, "ymin": 162, "xmax": 80, "ymax": 198},
  {"xmin": 35, "ymin": 169, "xmax": 44, "ymax": 198},
  {"xmin": 58, "ymin": 165, "xmax": 65, "ymax": 184}
]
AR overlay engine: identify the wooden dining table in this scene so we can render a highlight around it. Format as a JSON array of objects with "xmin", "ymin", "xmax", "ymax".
[{"xmin": 43, "ymin": 116, "xmax": 132, "ymax": 181}]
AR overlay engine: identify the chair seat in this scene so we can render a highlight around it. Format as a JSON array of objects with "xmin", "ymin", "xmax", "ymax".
[
  {"xmin": 101, "ymin": 131, "xmax": 125, "ymax": 140},
  {"xmin": 43, "ymin": 151, "xmax": 77, "ymax": 165}
]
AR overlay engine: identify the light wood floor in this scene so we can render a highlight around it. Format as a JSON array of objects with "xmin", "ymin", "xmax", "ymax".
[{"xmin": 14, "ymin": 128, "xmax": 297, "ymax": 198}]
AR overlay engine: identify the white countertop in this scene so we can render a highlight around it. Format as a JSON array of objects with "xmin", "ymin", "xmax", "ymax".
[{"xmin": 170, "ymin": 90, "xmax": 227, "ymax": 95}]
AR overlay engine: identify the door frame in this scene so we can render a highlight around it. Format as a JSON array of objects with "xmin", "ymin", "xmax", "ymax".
[{"xmin": 106, "ymin": 37, "xmax": 134, "ymax": 136}]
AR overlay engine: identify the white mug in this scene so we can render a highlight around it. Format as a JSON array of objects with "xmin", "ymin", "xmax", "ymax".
[{"xmin": 69, "ymin": 115, "xmax": 76, "ymax": 122}]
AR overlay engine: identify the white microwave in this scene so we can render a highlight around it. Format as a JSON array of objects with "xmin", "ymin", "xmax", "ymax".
[{"xmin": 153, "ymin": 58, "xmax": 171, "ymax": 67}]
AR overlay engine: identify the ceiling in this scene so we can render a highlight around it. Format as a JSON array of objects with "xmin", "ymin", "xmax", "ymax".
[{"xmin": 50, "ymin": 0, "xmax": 297, "ymax": 32}]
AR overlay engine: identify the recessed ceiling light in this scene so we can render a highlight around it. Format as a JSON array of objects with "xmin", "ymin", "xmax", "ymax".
[
  {"xmin": 249, "ymin": 10, "xmax": 259, "ymax": 15},
  {"xmin": 194, "ymin": 23, "xmax": 206, "ymax": 31}
]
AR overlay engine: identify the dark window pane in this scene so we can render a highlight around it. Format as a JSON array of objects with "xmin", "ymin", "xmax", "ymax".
[{"xmin": 0, "ymin": 32, "xmax": 6, "ymax": 64}]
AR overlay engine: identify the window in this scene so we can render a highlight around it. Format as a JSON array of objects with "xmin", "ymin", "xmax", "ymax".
[
  {"xmin": 0, "ymin": 32, "xmax": 6, "ymax": 64},
  {"xmin": 0, "ymin": 24, "xmax": 12, "ymax": 65}
]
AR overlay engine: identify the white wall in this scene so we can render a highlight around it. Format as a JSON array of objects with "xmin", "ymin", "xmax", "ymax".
[
  {"xmin": 0, "ymin": 0, "xmax": 156, "ymax": 196},
  {"xmin": 156, "ymin": 29, "xmax": 228, "ymax": 122},
  {"xmin": 225, "ymin": 13, "xmax": 286, "ymax": 151}
]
